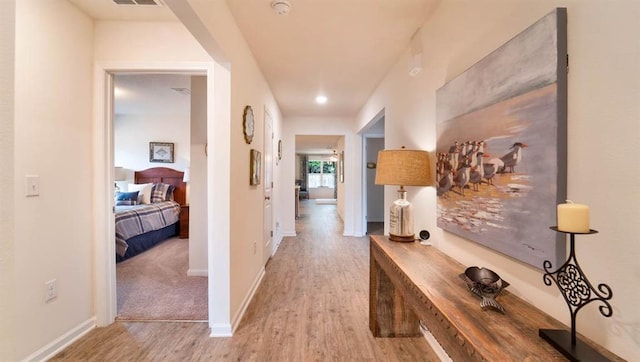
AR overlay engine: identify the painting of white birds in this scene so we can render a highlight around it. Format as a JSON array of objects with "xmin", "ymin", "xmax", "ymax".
[{"xmin": 435, "ymin": 9, "xmax": 568, "ymax": 269}]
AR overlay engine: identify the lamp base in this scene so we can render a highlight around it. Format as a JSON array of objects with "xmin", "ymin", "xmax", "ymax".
[
  {"xmin": 389, "ymin": 234, "xmax": 415, "ymax": 243},
  {"xmin": 539, "ymin": 329, "xmax": 610, "ymax": 362},
  {"xmin": 388, "ymin": 188, "xmax": 415, "ymax": 243}
]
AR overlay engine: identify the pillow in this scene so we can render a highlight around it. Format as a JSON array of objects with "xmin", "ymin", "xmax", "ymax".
[
  {"xmin": 115, "ymin": 191, "xmax": 139, "ymax": 206},
  {"xmin": 127, "ymin": 183, "xmax": 153, "ymax": 204},
  {"xmin": 151, "ymin": 183, "xmax": 175, "ymax": 203}
]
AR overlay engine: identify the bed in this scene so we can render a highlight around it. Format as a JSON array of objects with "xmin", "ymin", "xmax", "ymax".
[{"xmin": 115, "ymin": 167, "xmax": 186, "ymax": 262}]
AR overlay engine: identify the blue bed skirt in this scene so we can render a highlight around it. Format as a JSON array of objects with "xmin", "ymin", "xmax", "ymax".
[{"xmin": 116, "ymin": 223, "xmax": 178, "ymax": 263}]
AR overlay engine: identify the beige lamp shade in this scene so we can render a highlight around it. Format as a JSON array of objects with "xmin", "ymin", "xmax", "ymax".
[
  {"xmin": 183, "ymin": 167, "xmax": 191, "ymax": 183},
  {"xmin": 114, "ymin": 167, "xmax": 126, "ymax": 181},
  {"xmin": 375, "ymin": 148, "xmax": 432, "ymax": 186}
]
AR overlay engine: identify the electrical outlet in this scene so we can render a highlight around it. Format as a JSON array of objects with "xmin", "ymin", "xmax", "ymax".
[{"xmin": 45, "ymin": 279, "xmax": 57, "ymax": 302}]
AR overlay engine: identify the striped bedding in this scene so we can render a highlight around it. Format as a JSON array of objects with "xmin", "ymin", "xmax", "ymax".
[{"xmin": 115, "ymin": 201, "xmax": 181, "ymax": 257}]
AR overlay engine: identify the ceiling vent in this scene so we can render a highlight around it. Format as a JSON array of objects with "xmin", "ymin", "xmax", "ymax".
[
  {"xmin": 271, "ymin": 0, "xmax": 291, "ymax": 15},
  {"xmin": 113, "ymin": 0, "xmax": 164, "ymax": 6}
]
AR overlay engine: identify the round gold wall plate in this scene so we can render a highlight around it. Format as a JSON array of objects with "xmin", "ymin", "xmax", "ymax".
[{"xmin": 243, "ymin": 105, "xmax": 254, "ymax": 144}]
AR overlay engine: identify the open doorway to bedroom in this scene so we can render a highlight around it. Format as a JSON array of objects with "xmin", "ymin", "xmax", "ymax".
[{"xmin": 112, "ymin": 73, "xmax": 208, "ymax": 322}]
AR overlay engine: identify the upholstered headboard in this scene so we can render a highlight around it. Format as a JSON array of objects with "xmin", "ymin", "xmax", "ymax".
[{"xmin": 134, "ymin": 167, "xmax": 186, "ymax": 206}]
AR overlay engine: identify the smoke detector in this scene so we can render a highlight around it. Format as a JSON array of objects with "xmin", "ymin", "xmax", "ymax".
[{"xmin": 271, "ymin": 0, "xmax": 291, "ymax": 15}]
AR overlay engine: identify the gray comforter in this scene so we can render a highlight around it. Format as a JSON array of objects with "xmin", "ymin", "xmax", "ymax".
[{"xmin": 115, "ymin": 201, "xmax": 180, "ymax": 256}]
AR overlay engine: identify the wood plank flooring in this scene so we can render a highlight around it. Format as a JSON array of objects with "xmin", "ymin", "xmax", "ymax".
[{"xmin": 51, "ymin": 200, "xmax": 438, "ymax": 361}]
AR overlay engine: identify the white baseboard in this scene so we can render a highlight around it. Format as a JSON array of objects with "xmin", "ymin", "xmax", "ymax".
[
  {"xmin": 24, "ymin": 317, "xmax": 95, "ymax": 362},
  {"xmin": 209, "ymin": 323, "xmax": 232, "ymax": 337},
  {"xmin": 419, "ymin": 321, "xmax": 451, "ymax": 362},
  {"xmin": 187, "ymin": 269, "xmax": 208, "ymax": 277},
  {"xmin": 271, "ymin": 234, "xmax": 283, "ymax": 256},
  {"xmin": 230, "ymin": 267, "xmax": 265, "ymax": 334},
  {"xmin": 281, "ymin": 230, "xmax": 296, "ymax": 237},
  {"xmin": 343, "ymin": 231, "xmax": 365, "ymax": 237}
]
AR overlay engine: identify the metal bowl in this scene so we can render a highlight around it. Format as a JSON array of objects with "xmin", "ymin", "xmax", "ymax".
[
  {"xmin": 465, "ymin": 266, "xmax": 501, "ymax": 287},
  {"xmin": 460, "ymin": 266, "xmax": 510, "ymax": 313}
]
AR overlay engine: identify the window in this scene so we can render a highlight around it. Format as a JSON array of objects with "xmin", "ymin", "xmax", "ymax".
[{"xmin": 308, "ymin": 160, "xmax": 336, "ymax": 188}]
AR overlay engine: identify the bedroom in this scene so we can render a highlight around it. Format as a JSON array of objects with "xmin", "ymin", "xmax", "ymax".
[{"xmin": 113, "ymin": 73, "xmax": 207, "ymax": 320}]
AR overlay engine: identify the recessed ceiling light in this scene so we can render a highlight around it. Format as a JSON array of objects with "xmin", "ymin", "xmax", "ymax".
[{"xmin": 315, "ymin": 95, "xmax": 328, "ymax": 104}]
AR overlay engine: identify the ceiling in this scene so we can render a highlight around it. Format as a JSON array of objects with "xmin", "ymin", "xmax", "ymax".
[
  {"xmin": 225, "ymin": 0, "xmax": 436, "ymax": 117},
  {"xmin": 69, "ymin": 0, "xmax": 438, "ymax": 119},
  {"xmin": 114, "ymin": 74, "xmax": 192, "ymax": 116},
  {"xmin": 69, "ymin": 0, "xmax": 441, "ymax": 153},
  {"xmin": 295, "ymin": 135, "xmax": 342, "ymax": 155}
]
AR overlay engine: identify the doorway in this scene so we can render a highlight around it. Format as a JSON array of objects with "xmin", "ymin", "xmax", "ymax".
[
  {"xmin": 94, "ymin": 61, "xmax": 232, "ymax": 334},
  {"xmin": 360, "ymin": 110, "xmax": 385, "ymax": 235},
  {"xmin": 294, "ymin": 135, "xmax": 343, "ymax": 228},
  {"xmin": 365, "ymin": 137, "xmax": 384, "ymax": 235},
  {"xmin": 112, "ymin": 73, "xmax": 207, "ymax": 321}
]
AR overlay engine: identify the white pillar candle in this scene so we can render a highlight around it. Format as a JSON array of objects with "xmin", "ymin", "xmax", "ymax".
[{"xmin": 557, "ymin": 201, "xmax": 590, "ymax": 233}]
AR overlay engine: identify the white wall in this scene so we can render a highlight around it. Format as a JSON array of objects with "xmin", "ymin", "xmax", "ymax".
[
  {"xmin": 189, "ymin": 75, "xmax": 208, "ymax": 274},
  {"xmin": 355, "ymin": 1, "xmax": 640, "ymax": 359},
  {"xmin": 114, "ymin": 113, "xmax": 190, "ymax": 183},
  {"xmin": 0, "ymin": 1, "xmax": 16, "ymax": 359},
  {"xmin": 14, "ymin": 0, "xmax": 94, "ymax": 359},
  {"xmin": 94, "ymin": 22, "xmax": 210, "ymax": 62}
]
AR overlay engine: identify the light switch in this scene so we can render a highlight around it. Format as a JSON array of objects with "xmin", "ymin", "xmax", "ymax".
[{"xmin": 25, "ymin": 175, "xmax": 40, "ymax": 197}]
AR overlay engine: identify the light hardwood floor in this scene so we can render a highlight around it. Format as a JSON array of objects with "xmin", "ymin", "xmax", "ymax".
[{"xmin": 51, "ymin": 200, "xmax": 438, "ymax": 361}]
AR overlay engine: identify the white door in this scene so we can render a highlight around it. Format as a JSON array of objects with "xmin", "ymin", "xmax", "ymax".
[{"xmin": 263, "ymin": 108, "xmax": 274, "ymax": 263}]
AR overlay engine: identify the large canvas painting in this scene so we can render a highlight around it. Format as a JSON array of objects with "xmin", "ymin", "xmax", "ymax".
[{"xmin": 436, "ymin": 8, "xmax": 567, "ymax": 269}]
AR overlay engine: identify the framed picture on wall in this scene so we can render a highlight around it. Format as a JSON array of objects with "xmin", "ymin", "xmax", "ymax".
[
  {"xmin": 339, "ymin": 151, "xmax": 344, "ymax": 183},
  {"xmin": 277, "ymin": 140, "xmax": 282, "ymax": 164},
  {"xmin": 250, "ymin": 149, "xmax": 262, "ymax": 185},
  {"xmin": 149, "ymin": 142, "xmax": 174, "ymax": 163}
]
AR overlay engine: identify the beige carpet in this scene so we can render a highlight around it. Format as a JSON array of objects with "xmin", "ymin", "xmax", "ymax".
[{"xmin": 116, "ymin": 237, "xmax": 207, "ymax": 321}]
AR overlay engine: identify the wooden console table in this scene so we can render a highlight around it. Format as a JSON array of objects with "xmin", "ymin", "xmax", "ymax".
[{"xmin": 369, "ymin": 235, "xmax": 622, "ymax": 361}]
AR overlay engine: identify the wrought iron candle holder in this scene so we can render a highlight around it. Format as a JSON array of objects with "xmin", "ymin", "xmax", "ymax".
[{"xmin": 539, "ymin": 227, "xmax": 613, "ymax": 362}]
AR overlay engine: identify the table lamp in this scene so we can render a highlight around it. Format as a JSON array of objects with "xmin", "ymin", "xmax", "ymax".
[
  {"xmin": 114, "ymin": 166, "xmax": 125, "ymax": 193},
  {"xmin": 375, "ymin": 147, "xmax": 432, "ymax": 242}
]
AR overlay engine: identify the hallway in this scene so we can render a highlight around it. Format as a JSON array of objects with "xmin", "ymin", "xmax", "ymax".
[{"xmin": 52, "ymin": 200, "xmax": 437, "ymax": 361}]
